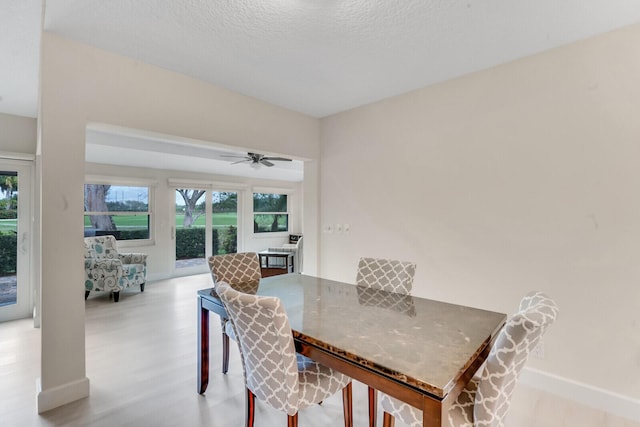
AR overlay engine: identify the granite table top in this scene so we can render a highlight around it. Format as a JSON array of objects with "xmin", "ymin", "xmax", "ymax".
[{"xmin": 199, "ymin": 273, "xmax": 506, "ymax": 399}]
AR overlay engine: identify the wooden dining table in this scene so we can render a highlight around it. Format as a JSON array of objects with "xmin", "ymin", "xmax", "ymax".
[{"xmin": 197, "ymin": 274, "xmax": 506, "ymax": 427}]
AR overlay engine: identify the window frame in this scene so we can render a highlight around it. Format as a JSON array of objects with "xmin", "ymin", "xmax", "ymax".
[
  {"xmin": 84, "ymin": 177, "xmax": 156, "ymax": 246},
  {"xmin": 252, "ymin": 190, "xmax": 290, "ymax": 235}
]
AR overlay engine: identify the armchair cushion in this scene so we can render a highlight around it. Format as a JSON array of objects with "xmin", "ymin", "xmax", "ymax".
[
  {"xmin": 84, "ymin": 235, "xmax": 147, "ymax": 298},
  {"xmin": 84, "ymin": 258, "xmax": 124, "ymax": 292}
]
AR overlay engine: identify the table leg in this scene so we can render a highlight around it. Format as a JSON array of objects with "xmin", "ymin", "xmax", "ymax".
[
  {"xmin": 197, "ymin": 296, "xmax": 210, "ymax": 394},
  {"xmin": 422, "ymin": 396, "xmax": 442, "ymax": 427},
  {"xmin": 368, "ymin": 386, "xmax": 377, "ymax": 427}
]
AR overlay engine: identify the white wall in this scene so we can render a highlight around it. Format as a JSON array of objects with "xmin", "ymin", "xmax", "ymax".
[
  {"xmin": 0, "ymin": 112, "xmax": 36, "ymax": 155},
  {"xmin": 320, "ymin": 23, "xmax": 640, "ymax": 408},
  {"xmin": 38, "ymin": 32, "xmax": 320, "ymax": 412},
  {"xmin": 37, "ymin": 21, "xmax": 640, "ymax": 416},
  {"xmin": 86, "ymin": 162, "xmax": 303, "ymax": 280}
]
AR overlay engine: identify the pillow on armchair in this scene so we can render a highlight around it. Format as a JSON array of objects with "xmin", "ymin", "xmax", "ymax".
[{"xmin": 84, "ymin": 235, "xmax": 147, "ymax": 302}]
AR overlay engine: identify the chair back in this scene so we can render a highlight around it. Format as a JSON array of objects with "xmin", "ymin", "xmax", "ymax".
[
  {"xmin": 84, "ymin": 235, "xmax": 119, "ymax": 260},
  {"xmin": 215, "ymin": 281, "xmax": 300, "ymax": 416},
  {"xmin": 356, "ymin": 257, "xmax": 416, "ymax": 294},
  {"xmin": 473, "ymin": 291, "xmax": 559, "ymax": 426},
  {"xmin": 208, "ymin": 252, "xmax": 261, "ymax": 294}
]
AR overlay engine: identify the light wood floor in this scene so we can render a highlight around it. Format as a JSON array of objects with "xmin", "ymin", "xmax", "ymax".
[{"xmin": 1, "ymin": 274, "xmax": 638, "ymax": 427}]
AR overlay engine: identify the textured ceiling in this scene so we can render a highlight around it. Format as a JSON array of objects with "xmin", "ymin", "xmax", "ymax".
[{"xmin": 4, "ymin": 0, "xmax": 640, "ymax": 120}]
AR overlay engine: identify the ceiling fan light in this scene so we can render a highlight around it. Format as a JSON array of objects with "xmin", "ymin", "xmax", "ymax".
[{"xmin": 250, "ymin": 162, "xmax": 261, "ymax": 169}]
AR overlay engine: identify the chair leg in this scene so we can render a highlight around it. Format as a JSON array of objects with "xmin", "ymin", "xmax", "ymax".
[
  {"xmin": 113, "ymin": 291, "xmax": 120, "ymax": 303},
  {"xmin": 85, "ymin": 290, "xmax": 90, "ymax": 300},
  {"xmin": 222, "ymin": 331, "xmax": 230, "ymax": 374},
  {"xmin": 246, "ymin": 388, "xmax": 256, "ymax": 427},
  {"xmin": 287, "ymin": 413, "xmax": 298, "ymax": 427},
  {"xmin": 382, "ymin": 412, "xmax": 395, "ymax": 427},
  {"xmin": 140, "ymin": 282, "xmax": 145, "ymax": 292},
  {"xmin": 368, "ymin": 386, "xmax": 377, "ymax": 427},
  {"xmin": 342, "ymin": 382, "xmax": 353, "ymax": 427}
]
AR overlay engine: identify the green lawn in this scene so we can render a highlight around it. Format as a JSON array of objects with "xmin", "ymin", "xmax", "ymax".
[
  {"xmin": 0, "ymin": 219, "xmax": 17, "ymax": 233},
  {"xmin": 175, "ymin": 212, "xmax": 237, "ymax": 228},
  {"xmin": 82, "ymin": 213, "xmax": 237, "ymax": 230}
]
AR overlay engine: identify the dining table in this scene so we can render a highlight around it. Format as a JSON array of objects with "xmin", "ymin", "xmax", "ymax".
[{"xmin": 197, "ymin": 273, "xmax": 506, "ymax": 427}]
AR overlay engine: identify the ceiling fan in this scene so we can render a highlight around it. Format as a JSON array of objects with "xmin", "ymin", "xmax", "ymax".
[{"xmin": 221, "ymin": 152, "xmax": 292, "ymax": 168}]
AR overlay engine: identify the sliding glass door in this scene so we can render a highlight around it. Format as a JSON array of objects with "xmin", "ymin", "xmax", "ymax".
[
  {"xmin": 212, "ymin": 191, "xmax": 237, "ymax": 256},
  {"xmin": 0, "ymin": 161, "xmax": 32, "ymax": 322},
  {"xmin": 173, "ymin": 188, "xmax": 239, "ymax": 274},
  {"xmin": 174, "ymin": 188, "xmax": 207, "ymax": 271}
]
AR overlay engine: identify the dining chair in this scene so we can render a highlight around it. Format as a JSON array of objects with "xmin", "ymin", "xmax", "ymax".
[
  {"xmin": 355, "ymin": 257, "xmax": 416, "ymax": 294},
  {"xmin": 208, "ymin": 252, "xmax": 262, "ymax": 374},
  {"xmin": 379, "ymin": 291, "xmax": 559, "ymax": 427},
  {"xmin": 215, "ymin": 281, "xmax": 353, "ymax": 427},
  {"xmin": 356, "ymin": 257, "xmax": 417, "ymax": 427}
]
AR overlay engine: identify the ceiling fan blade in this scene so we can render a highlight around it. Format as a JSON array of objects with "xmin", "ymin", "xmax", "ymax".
[
  {"xmin": 262, "ymin": 156, "xmax": 292, "ymax": 162},
  {"xmin": 220, "ymin": 154, "xmax": 250, "ymax": 159},
  {"xmin": 226, "ymin": 151, "xmax": 289, "ymax": 167}
]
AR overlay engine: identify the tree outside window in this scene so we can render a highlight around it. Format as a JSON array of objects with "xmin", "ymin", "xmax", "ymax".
[
  {"xmin": 84, "ymin": 184, "xmax": 151, "ymax": 240},
  {"xmin": 253, "ymin": 193, "xmax": 288, "ymax": 233}
]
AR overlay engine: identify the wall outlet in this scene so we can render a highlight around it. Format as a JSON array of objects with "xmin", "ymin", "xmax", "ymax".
[{"xmin": 532, "ymin": 342, "xmax": 545, "ymax": 359}]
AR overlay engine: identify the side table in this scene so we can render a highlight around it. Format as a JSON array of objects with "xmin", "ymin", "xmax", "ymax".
[{"xmin": 258, "ymin": 251, "xmax": 294, "ymax": 277}]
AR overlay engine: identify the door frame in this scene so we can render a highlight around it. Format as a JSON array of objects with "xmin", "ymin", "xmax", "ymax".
[
  {"xmin": 170, "ymin": 186, "xmax": 243, "ymax": 277},
  {"xmin": 0, "ymin": 158, "xmax": 34, "ymax": 322}
]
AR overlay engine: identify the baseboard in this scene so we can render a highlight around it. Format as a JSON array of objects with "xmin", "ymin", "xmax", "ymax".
[
  {"xmin": 36, "ymin": 376, "xmax": 90, "ymax": 414},
  {"xmin": 519, "ymin": 367, "xmax": 640, "ymax": 422}
]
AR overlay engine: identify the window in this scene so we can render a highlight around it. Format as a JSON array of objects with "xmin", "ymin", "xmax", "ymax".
[
  {"xmin": 253, "ymin": 192, "xmax": 288, "ymax": 233},
  {"xmin": 84, "ymin": 184, "xmax": 151, "ymax": 241}
]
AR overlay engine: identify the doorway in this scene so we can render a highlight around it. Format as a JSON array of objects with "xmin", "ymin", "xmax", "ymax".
[
  {"xmin": 173, "ymin": 188, "xmax": 239, "ymax": 275},
  {"xmin": 0, "ymin": 160, "xmax": 32, "ymax": 322}
]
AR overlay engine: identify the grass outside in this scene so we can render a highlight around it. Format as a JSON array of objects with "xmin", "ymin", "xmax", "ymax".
[
  {"xmin": 0, "ymin": 213, "xmax": 239, "ymax": 234},
  {"xmin": 0, "ymin": 219, "xmax": 16, "ymax": 234},
  {"xmin": 175, "ymin": 212, "xmax": 237, "ymax": 228},
  {"xmin": 82, "ymin": 213, "xmax": 237, "ymax": 230}
]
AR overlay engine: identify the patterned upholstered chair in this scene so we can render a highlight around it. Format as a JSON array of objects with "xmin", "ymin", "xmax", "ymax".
[
  {"xmin": 356, "ymin": 257, "xmax": 416, "ymax": 294},
  {"xmin": 208, "ymin": 252, "xmax": 262, "ymax": 374},
  {"xmin": 356, "ymin": 257, "xmax": 417, "ymax": 427},
  {"xmin": 379, "ymin": 291, "xmax": 559, "ymax": 427},
  {"xmin": 84, "ymin": 235, "xmax": 147, "ymax": 303},
  {"xmin": 215, "ymin": 281, "xmax": 353, "ymax": 427}
]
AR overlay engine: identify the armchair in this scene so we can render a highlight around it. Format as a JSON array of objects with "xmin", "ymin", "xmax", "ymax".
[
  {"xmin": 268, "ymin": 234, "xmax": 303, "ymax": 273},
  {"xmin": 84, "ymin": 235, "xmax": 147, "ymax": 302}
]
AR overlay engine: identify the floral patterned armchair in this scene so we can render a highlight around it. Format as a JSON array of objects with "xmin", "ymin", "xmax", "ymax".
[{"xmin": 84, "ymin": 235, "xmax": 147, "ymax": 302}]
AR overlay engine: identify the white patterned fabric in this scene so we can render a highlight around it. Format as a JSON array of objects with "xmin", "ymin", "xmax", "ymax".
[
  {"xmin": 380, "ymin": 291, "xmax": 559, "ymax": 427},
  {"xmin": 356, "ymin": 257, "xmax": 416, "ymax": 294},
  {"xmin": 84, "ymin": 235, "xmax": 147, "ymax": 298},
  {"xmin": 208, "ymin": 252, "xmax": 262, "ymax": 365},
  {"xmin": 215, "ymin": 281, "xmax": 351, "ymax": 417},
  {"xmin": 208, "ymin": 252, "xmax": 261, "ymax": 294}
]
